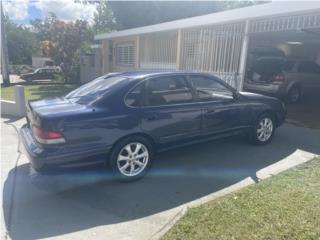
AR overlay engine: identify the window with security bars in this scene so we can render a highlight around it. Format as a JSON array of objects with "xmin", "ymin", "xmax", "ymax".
[{"xmin": 115, "ymin": 44, "xmax": 134, "ymax": 66}]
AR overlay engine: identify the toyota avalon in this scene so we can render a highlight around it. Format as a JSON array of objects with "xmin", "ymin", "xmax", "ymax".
[{"xmin": 20, "ymin": 71, "xmax": 286, "ymax": 181}]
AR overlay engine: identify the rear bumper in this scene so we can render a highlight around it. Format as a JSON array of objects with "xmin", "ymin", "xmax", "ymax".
[
  {"xmin": 20, "ymin": 124, "xmax": 111, "ymax": 171},
  {"xmin": 243, "ymin": 81, "xmax": 286, "ymax": 97}
]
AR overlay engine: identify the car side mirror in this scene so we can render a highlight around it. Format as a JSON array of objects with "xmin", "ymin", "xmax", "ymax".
[{"xmin": 232, "ymin": 92, "xmax": 240, "ymax": 100}]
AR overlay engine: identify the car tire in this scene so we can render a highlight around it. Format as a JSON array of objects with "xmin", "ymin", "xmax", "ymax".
[
  {"xmin": 109, "ymin": 136, "xmax": 154, "ymax": 182},
  {"xmin": 286, "ymin": 85, "xmax": 301, "ymax": 103},
  {"xmin": 249, "ymin": 113, "xmax": 275, "ymax": 145}
]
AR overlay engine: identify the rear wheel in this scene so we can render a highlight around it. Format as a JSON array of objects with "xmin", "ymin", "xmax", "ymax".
[
  {"xmin": 287, "ymin": 85, "xmax": 301, "ymax": 103},
  {"xmin": 109, "ymin": 136, "xmax": 154, "ymax": 181},
  {"xmin": 249, "ymin": 113, "xmax": 275, "ymax": 145}
]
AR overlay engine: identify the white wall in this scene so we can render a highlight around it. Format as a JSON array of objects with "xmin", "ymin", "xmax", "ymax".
[{"xmin": 0, "ymin": 85, "xmax": 26, "ymax": 117}]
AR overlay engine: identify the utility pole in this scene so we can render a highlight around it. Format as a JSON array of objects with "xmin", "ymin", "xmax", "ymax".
[{"xmin": 1, "ymin": 0, "xmax": 10, "ymax": 86}]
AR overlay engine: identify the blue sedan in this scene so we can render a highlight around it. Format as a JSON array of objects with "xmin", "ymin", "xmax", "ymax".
[{"xmin": 20, "ymin": 71, "xmax": 286, "ymax": 181}]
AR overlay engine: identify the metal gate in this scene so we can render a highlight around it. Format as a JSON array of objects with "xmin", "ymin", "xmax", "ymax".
[{"xmin": 180, "ymin": 22, "xmax": 245, "ymax": 88}]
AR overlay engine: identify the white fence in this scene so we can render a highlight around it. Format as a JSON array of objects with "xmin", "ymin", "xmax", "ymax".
[{"xmin": 140, "ymin": 31, "xmax": 178, "ymax": 70}]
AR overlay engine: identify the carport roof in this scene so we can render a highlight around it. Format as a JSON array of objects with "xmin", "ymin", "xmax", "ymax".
[{"xmin": 95, "ymin": 2, "xmax": 320, "ymax": 40}]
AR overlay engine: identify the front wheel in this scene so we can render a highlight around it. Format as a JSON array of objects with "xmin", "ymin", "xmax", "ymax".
[
  {"xmin": 249, "ymin": 114, "xmax": 275, "ymax": 145},
  {"xmin": 109, "ymin": 136, "xmax": 154, "ymax": 181}
]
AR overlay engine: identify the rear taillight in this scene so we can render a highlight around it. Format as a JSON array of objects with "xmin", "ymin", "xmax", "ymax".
[
  {"xmin": 274, "ymin": 73, "xmax": 285, "ymax": 82},
  {"xmin": 33, "ymin": 126, "xmax": 65, "ymax": 144}
]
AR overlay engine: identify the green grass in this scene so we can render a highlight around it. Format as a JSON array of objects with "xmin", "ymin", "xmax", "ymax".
[
  {"xmin": 1, "ymin": 83, "xmax": 77, "ymax": 101},
  {"xmin": 163, "ymin": 158, "xmax": 320, "ymax": 240}
]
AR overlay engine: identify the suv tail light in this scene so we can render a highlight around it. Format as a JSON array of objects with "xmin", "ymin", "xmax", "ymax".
[
  {"xmin": 33, "ymin": 126, "xmax": 65, "ymax": 144},
  {"xmin": 274, "ymin": 73, "xmax": 285, "ymax": 82}
]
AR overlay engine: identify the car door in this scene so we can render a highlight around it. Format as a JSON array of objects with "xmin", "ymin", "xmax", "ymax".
[
  {"xmin": 35, "ymin": 69, "xmax": 44, "ymax": 80},
  {"xmin": 140, "ymin": 75, "xmax": 202, "ymax": 144},
  {"xmin": 189, "ymin": 74, "xmax": 244, "ymax": 136}
]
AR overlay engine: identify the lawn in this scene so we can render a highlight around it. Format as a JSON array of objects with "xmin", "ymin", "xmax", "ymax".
[
  {"xmin": 1, "ymin": 83, "xmax": 78, "ymax": 101},
  {"xmin": 163, "ymin": 157, "xmax": 320, "ymax": 240}
]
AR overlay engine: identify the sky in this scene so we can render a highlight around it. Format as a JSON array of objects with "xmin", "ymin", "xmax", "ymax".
[{"xmin": 3, "ymin": 0, "xmax": 98, "ymax": 25}]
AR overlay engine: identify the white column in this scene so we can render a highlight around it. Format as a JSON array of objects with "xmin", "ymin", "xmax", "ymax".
[
  {"xmin": 176, "ymin": 29, "xmax": 182, "ymax": 70},
  {"xmin": 238, "ymin": 20, "xmax": 250, "ymax": 91},
  {"xmin": 15, "ymin": 85, "xmax": 26, "ymax": 117},
  {"xmin": 135, "ymin": 34, "xmax": 140, "ymax": 69}
]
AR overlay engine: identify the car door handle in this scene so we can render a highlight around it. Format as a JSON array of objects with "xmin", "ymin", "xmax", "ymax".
[
  {"xmin": 146, "ymin": 115, "xmax": 157, "ymax": 121},
  {"xmin": 205, "ymin": 109, "xmax": 216, "ymax": 113}
]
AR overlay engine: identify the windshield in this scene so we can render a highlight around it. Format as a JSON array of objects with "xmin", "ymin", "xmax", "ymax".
[{"xmin": 65, "ymin": 76, "xmax": 128, "ymax": 104}]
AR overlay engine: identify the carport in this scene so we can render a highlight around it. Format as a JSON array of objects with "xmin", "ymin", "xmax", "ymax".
[
  {"xmin": 95, "ymin": 2, "xmax": 320, "ymax": 92},
  {"xmin": 93, "ymin": 3, "xmax": 320, "ymax": 126},
  {"xmin": 247, "ymin": 14, "xmax": 320, "ymax": 128},
  {"xmin": 247, "ymin": 12, "xmax": 320, "ymax": 77}
]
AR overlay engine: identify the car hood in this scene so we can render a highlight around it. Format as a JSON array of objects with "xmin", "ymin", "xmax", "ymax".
[{"xmin": 239, "ymin": 91, "xmax": 276, "ymax": 101}]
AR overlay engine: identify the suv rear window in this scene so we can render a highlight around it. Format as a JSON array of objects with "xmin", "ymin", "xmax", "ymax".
[
  {"xmin": 282, "ymin": 60, "xmax": 296, "ymax": 71},
  {"xmin": 252, "ymin": 58, "xmax": 295, "ymax": 76}
]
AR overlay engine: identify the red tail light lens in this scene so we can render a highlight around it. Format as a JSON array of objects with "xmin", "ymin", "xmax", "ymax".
[
  {"xmin": 33, "ymin": 126, "xmax": 65, "ymax": 144},
  {"xmin": 275, "ymin": 74, "xmax": 285, "ymax": 82}
]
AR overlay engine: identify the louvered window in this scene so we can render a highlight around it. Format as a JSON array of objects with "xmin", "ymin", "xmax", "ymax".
[{"xmin": 116, "ymin": 44, "xmax": 134, "ymax": 66}]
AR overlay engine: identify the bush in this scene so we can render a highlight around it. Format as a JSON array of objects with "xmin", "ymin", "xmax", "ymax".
[{"xmin": 10, "ymin": 65, "xmax": 33, "ymax": 75}]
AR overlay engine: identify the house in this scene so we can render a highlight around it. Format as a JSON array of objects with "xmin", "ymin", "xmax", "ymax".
[
  {"xmin": 32, "ymin": 56, "xmax": 54, "ymax": 69},
  {"xmin": 92, "ymin": 2, "xmax": 320, "ymax": 90}
]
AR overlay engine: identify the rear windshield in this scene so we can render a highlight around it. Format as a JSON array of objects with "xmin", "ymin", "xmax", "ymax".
[
  {"xmin": 252, "ymin": 58, "xmax": 295, "ymax": 75},
  {"xmin": 65, "ymin": 76, "xmax": 128, "ymax": 104}
]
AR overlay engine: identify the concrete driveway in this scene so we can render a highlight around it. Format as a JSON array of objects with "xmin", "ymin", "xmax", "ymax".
[
  {"xmin": 2, "ymin": 117, "xmax": 320, "ymax": 240},
  {"xmin": 0, "ymin": 75, "xmax": 24, "ymax": 84}
]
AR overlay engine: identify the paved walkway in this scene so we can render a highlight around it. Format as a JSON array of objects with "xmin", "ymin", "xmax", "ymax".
[
  {"xmin": 1, "ymin": 117, "xmax": 319, "ymax": 240},
  {"xmin": 0, "ymin": 75, "xmax": 24, "ymax": 85}
]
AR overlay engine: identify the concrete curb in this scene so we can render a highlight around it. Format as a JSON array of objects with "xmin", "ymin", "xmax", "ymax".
[{"xmin": 150, "ymin": 150, "xmax": 319, "ymax": 240}]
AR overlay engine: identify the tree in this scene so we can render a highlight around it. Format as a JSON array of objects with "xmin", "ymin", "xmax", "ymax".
[
  {"xmin": 4, "ymin": 16, "xmax": 38, "ymax": 65},
  {"xmin": 31, "ymin": 14, "xmax": 94, "ymax": 82},
  {"xmin": 93, "ymin": 1, "xmax": 117, "ymax": 34},
  {"xmin": 109, "ymin": 1, "xmax": 265, "ymax": 30}
]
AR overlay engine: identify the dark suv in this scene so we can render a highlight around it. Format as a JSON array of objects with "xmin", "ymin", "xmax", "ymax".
[
  {"xmin": 20, "ymin": 71, "xmax": 286, "ymax": 181},
  {"xmin": 244, "ymin": 57, "xmax": 320, "ymax": 103},
  {"xmin": 20, "ymin": 67, "xmax": 60, "ymax": 82}
]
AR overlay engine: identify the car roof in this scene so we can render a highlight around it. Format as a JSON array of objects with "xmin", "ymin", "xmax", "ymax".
[{"xmin": 103, "ymin": 70, "xmax": 213, "ymax": 80}]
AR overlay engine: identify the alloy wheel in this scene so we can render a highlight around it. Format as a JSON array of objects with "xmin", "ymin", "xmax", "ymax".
[
  {"xmin": 117, "ymin": 142, "xmax": 149, "ymax": 177},
  {"xmin": 257, "ymin": 117, "xmax": 273, "ymax": 142}
]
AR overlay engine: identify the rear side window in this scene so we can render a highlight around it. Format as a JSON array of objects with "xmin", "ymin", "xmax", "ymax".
[
  {"xmin": 190, "ymin": 75, "xmax": 233, "ymax": 101},
  {"xmin": 298, "ymin": 61, "xmax": 320, "ymax": 74},
  {"xmin": 146, "ymin": 76, "xmax": 193, "ymax": 106}
]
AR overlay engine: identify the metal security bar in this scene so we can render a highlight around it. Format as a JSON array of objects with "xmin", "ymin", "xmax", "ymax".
[
  {"xmin": 249, "ymin": 12, "xmax": 320, "ymax": 33},
  {"xmin": 180, "ymin": 22, "xmax": 245, "ymax": 88},
  {"xmin": 140, "ymin": 31, "xmax": 178, "ymax": 69}
]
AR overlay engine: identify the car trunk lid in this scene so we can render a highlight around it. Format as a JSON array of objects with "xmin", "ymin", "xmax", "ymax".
[{"xmin": 26, "ymin": 97, "xmax": 92, "ymax": 128}]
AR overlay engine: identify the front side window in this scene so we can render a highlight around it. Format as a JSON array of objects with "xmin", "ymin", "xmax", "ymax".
[
  {"xmin": 116, "ymin": 44, "xmax": 134, "ymax": 66},
  {"xmin": 146, "ymin": 76, "xmax": 193, "ymax": 106},
  {"xmin": 190, "ymin": 75, "xmax": 233, "ymax": 101},
  {"xmin": 125, "ymin": 83, "xmax": 144, "ymax": 107}
]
